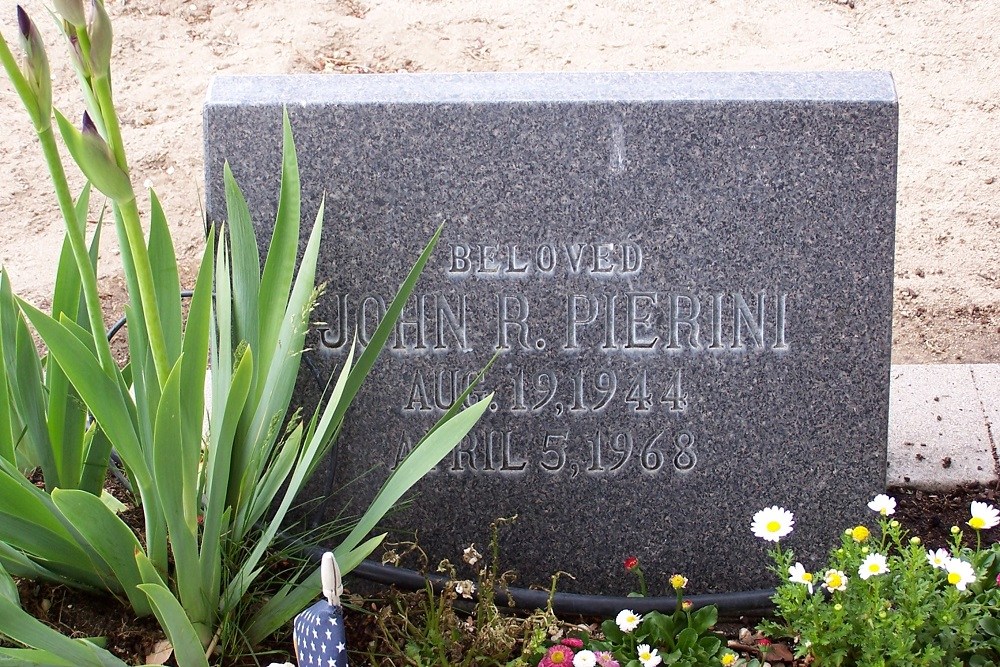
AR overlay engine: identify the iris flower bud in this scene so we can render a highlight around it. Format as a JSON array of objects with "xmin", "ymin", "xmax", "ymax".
[
  {"xmin": 15, "ymin": 6, "xmax": 51, "ymax": 125},
  {"xmin": 87, "ymin": 0, "xmax": 112, "ymax": 77},
  {"xmin": 54, "ymin": 0, "xmax": 87, "ymax": 27},
  {"xmin": 54, "ymin": 109, "xmax": 132, "ymax": 201}
]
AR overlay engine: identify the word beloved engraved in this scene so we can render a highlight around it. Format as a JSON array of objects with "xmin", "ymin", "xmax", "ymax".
[
  {"xmin": 393, "ymin": 426, "xmax": 698, "ymax": 476},
  {"xmin": 402, "ymin": 367, "xmax": 687, "ymax": 415},
  {"xmin": 449, "ymin": 242, "xmax": 643, "ymax": 277}
]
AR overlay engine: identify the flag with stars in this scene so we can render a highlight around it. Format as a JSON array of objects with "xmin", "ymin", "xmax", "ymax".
[
  {"xmin": 293, "ymin": 602, "xmax": 347, "ymax": 667},
  {"xmin": 293, "ymin": 552, "xmax": 348, "ymax": 667}
]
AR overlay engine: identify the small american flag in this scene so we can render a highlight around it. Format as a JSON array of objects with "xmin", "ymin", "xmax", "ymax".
[{"xmin": 293, "ymin": 553, "xmax": 348, "ymax": 667}]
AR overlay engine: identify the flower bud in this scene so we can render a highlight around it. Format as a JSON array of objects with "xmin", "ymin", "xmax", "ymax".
[
  {"xmin": 950, "ymin": 526, "xmax": 960, "ymax": 535},
  {"xmin": 87, "ymin": 0, "xmax": 112, "ymax": 77},
  {"xmin": 910, "ymin": 536, "xmax": 921, "ymax": 545},
  {"xmin": 15, "ymin": 6, "xmax": 51, "ymax": 125},
  {"xmin": 66, "ymin": 28, "xmax": 89, "ymax": 77},
  {"xmin": 54, "ymin": 0, "xmax": 86, "ymax": 26},
  {"xmin": 624, "ymin": 556, "xmax": 639, "ymax": 571},
  {"xmin": 681, "ymin": 599, "xmax": 693, "ymax": 611},
  {"xmin": 54, "ymin": 109, "xmax": 132, "ymax": 201}
]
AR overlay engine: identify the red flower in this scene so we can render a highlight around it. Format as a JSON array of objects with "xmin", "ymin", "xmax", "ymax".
[
  {"xmin": 757, "ymin": 638, "xmax": 772, "ymax": 647},
  {"xmin": 624, "ymin": 556, "xmax": 639, "ymax": 571},
  {"xmin": 561, "ymin": 638, "xmax": 584, "ymax": 649},
  {"xmin": 539, "ymin": 644, "xmax": 575, "ymax": 666}
]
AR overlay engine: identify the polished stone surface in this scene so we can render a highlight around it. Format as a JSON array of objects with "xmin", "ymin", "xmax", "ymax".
[{"xmin": 204, "ymin": 72, "xmax": 898, "ymax": 594}]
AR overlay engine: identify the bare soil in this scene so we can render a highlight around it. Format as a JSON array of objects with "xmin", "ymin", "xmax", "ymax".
[{"xmin": 0, "ymin": 0, "xmax": 998, "ymax": 363}]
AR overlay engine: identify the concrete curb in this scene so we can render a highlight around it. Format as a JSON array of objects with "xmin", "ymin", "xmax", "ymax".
[{"xmin": 889, "ymin": 364, "xmax": 1000, "ymax": 489}]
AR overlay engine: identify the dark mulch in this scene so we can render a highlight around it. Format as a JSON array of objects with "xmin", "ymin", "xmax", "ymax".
[{"xmin": 6, "ymin": 481, "xmax": 998, "ymax": 665}]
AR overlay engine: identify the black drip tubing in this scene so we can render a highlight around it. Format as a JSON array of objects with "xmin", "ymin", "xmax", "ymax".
[{"xmin": 104, "ymin": 292, "xmax": 777, "ymax": 616}]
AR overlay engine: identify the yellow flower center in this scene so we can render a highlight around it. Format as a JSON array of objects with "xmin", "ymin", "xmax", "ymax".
[
  {"xmin": 640, "ymin": 651, "xmax": 651, "ymax": 660},
  {"xmin": 829, "ymin": 574, "xmax": 842, "ymax": 587},
  {"xmin": 851, "ymin": 526, "xmax": 870, "ymax": 542},
  {"xmin": 802, "ymin": 572, "xmax": 813, "ymax": 582},
  {"xmin": 766, "ymin": 520, "xmax": 781, "ymax": 532},
  {"xmin": 721, "ymin": 656, "xmax": 736, "ymax": 666},
  {"xmin": 970, "ymin": 517, "xmax": 985, "ymax": 529},
  {"xmin": 868, "ymin": 563, "xmax": 880, "ymax": 573},
  {"xmin": 948, "ymin": 572, "xmax": 961, "ymax": 585}
]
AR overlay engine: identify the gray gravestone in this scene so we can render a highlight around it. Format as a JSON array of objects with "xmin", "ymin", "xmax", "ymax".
[{"xmin": 204, "ymin": 72, "xmax": 897, "ymax": 595}]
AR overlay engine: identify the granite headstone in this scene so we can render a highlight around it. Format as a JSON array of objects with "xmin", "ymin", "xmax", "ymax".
[{"xmin": 204, "ymin": 72, "xmax": 898, "ymax": 594}]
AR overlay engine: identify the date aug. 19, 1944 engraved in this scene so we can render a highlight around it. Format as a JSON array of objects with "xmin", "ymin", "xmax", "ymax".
[{"xmin": 402, "ymin": 367, "xmax": 688, "ymax": 415}]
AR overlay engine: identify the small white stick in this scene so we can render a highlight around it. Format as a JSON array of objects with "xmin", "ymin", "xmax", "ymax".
[{"xmin": 321, "ymin": 552, "xmax": 343, "ymax": 607}]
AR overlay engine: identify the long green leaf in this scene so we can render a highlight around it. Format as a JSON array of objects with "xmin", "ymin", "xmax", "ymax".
[
  {"xmin": 256, "ymin": 109, "xmax": 300, "ymax": 375},
  {"xmin": 232, "ymin": 201, "xmax": 324, "ymax": 518},
  {"xmin": 18, "ymin": 300, "xmax": 148, "ymax": 486},
  {"xmin": 229, "ymin": 202, "xmax": 322, "ymax": 517},
  {"xmin": 0, "ymin": 647, "xmax": 76, "ymax": 666},
  {"xmin": 152, "ymin": 357, "xmax": 210, "ymax": 637},
  {"xmin": 0, "ymin": 275, "xmax": 14, "ymax": 465},
  {"xmin": 334, "ymin": 224, "xmax": 443, "ymax": 429},
  {"xmin": 223, "ymin": 163, "xmax": 259, "ymax": 358},
  {"xmin": 11, "ymin": 301, "xmax": 56, "ymax": 487},
  {"xmin": 137, "ymin": 583, "xmax": 211, "ymax": 667},
  {"xmin": 51, "ymin": 489, "xmax": 153, "ymax": 617},
  {"xmin": 148, "ymin": 189, "xmax": 182, "ymax": 362},
  {"xmin": 0, "ymin": 562, "xmax": 127, "ymax": 667},
  {"xmin": 340, "ymin": 392, "xmax": 493, "ymax": 555},
  {"xmin": 46, "ymin": 184, "xmax": 93, "ymax": 491},
  {"xmin": 247, "ymin": 393, "xmax": 492, "ymax": 644},
  {"xmin": 200, "ymin": 348, "xmax": 252, "ymax": 594}
]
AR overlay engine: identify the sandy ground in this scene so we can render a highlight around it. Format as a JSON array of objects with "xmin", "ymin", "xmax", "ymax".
[{"xmin": 0, "ymin": 0, "xmax": 997, "ymax": 363}]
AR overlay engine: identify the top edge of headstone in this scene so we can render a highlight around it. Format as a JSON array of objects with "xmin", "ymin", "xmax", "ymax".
[{"xmin": 205, "ymin": 71, "xmax": 896, "ymax": 106}]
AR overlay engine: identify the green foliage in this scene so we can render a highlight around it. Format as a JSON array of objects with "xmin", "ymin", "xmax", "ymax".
[
  {"xmin": 759, "ymin": 504, "xmax": 1000, "ymax": 667},
  {"xmin": 0, "ymin": 3, "xmax": 494, "ymax": 664},
  {"xmin": 526, "ymin": 575, "xmax": 728, "ymax": 667}
]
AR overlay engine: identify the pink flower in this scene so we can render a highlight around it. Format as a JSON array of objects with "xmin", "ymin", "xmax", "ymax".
[
  {"xmin": 540, "ymin": 644, "xmax": 575, "ymax": 667},
  {"xmin": 561, "ymin": 638, "xmax": 584, "ymax": 649},
  {"xmin": 595, "ymin": 652, "xmax": 620, "ymax": 667},
  {"xmin": 996, "ymin": 572, "xmax": 1000, "ymax": 587}
]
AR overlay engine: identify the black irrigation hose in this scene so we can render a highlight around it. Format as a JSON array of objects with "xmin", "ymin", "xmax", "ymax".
[
  {"xmin": 301, "ymin": 543, "xmax": 776, "ymax": 616},
  {"xmin": 105, "ymin": 293, "xmax": 777, "ymax": 617}
]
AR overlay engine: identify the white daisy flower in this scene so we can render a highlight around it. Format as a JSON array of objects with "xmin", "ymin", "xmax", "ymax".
[
  {"xmin": 637, "ymin": 644, "xmax": 661, "ymax": 667},
  {"xmin": 573, "ymin": 650, "xmax": 597, "ymax": 667},
  {"xmin": 858, "ymin": 553, "xmax": 889, "ymax": 580},
  {"xmin": 969, "ymin": 501, "xmax": 1000, "ymax": 530},
  {"xmin": 751, "ymin": 506, "xmax": 794, "ymax": 542},
  {"xmin": 926, "ymin": 548, "xmax": 951, "ymax": 569},
  {"xmin": 823, "ymin": 569, "xmax": 848, "ymax": 592},
  {"xmin": 787, "ymin": 562, "xmax": 815, "ymax": 594},
  {"xmin": 945, "ymin": 558, "xmax": 977, "ymax": 591},
  {"xmin": 867, "ymin": 494, "xmax": 896, "ymax": 516},
  {"xmin": 616, "ymin": 609, "xmax": 642, "ymax": 633}
]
